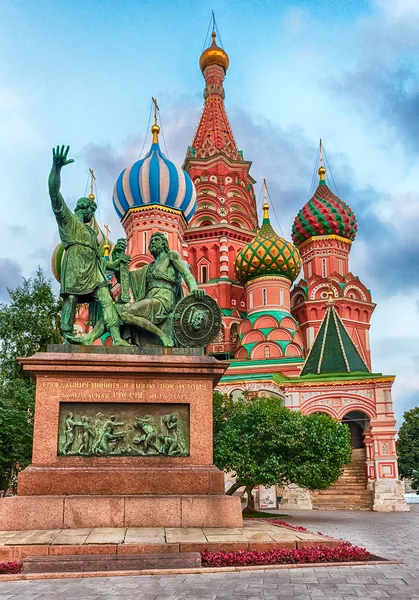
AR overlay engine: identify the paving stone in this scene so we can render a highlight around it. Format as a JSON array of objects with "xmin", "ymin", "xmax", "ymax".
[
  {"xmin": 85, "ymin": 528, "xmax": 127, "ymax": 545},
  {"xmin": 3, "ymin": 507, "xmax": 419, "ymax": 599},
  {"xmin": 52, "ymin": 529, "xmax": 91, "ymax": 545},
  {"xmin": 166, "ymin": 529, "xmax": 207, "ymax": 543},
  {"xmin": 5, "ymin": 530, "xmax": 61, "ymax": 546}
]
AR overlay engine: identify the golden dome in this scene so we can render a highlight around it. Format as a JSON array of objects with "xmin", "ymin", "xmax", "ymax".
[
  {"xmin": 318, "ymin": 165, "xmax": 326, "ymax": 182},
  {"xmin": 199, "ymin": 31, "xmax": 229, "ymax": 73}
]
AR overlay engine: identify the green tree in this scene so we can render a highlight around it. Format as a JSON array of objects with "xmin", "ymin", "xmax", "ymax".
[
  {"xmin": 0, "ymin": 268, "xmax": 61, "ymax": 492},
  {"xmin": 214, "ymin": 394, "xmax": 352, "ymax": 511},
  {"xmin": 397, "ymin": 407, "xmax": 419, "ymax": 491}
]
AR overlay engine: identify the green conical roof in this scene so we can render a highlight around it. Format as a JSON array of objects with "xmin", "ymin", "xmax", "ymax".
[{"xmin": 300, "ymin": 303, "xmax": 369, "ymax": 376}]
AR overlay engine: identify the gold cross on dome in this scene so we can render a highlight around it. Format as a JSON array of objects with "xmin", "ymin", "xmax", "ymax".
[
  {"xmin": 326, "ymin": 277, "xmax": 335, "ymax": 304},
  {"xmin": 104, "ymin": 224, "xmax": 111, "ymax": 244},
  {"xmin": 152, "ymin": 97, "xmax": 159, "ymax": 126},
  {"xmin": 89, "ymin": 168, "xmax": 96, "ymax": 199}
]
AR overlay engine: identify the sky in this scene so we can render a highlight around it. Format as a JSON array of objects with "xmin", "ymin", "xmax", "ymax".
[{"xmin": 1, "ymin": 0, "xmax": 419, "ymax": 426}]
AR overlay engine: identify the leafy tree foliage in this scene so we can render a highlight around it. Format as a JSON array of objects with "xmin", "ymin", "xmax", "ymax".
[
  {"xmin": 0, "ymin": 268, "xmax": 61, "ymax": 492},
  {"xmin": 214, "ymin": 394, "xmax": 352, "ymax": 510},
  {"xmin": 397, "ymin": 406, "xmax": 419, "ymax": 491}
]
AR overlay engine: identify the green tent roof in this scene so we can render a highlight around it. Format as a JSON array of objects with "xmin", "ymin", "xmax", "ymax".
[{"xmin": 300, "ymin": 302, "xmax": 369, "ymax": 376}]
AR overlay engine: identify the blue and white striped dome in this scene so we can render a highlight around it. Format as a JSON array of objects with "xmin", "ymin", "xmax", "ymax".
[{"xmin": 113, "ymin": 136, "xmax": 197, "ymax": 222}]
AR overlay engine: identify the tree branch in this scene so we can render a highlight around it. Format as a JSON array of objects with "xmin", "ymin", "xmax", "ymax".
[{"xmin": 225, "ymin": 480, "xmax": 244, "ymax": 496}]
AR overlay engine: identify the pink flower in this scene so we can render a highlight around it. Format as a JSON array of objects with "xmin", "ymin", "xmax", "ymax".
[
  {"xmin": 265, "ymin": 519, "xmax": 310, "ymax": 532},
  {"xmin": 201, "ymin": 543, "xmax": 372, "ymax": 567},
  {"xmin": 0, "ymin": 561, "xmax": 22, "ymax": 574}
]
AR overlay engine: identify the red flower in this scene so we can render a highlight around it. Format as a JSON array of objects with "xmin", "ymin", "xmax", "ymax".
[
  {"xmin": 0, "ymin": 561, "xmax": 22, "ymax": 574},
  {"xmin": 265, "ymin": 519, "xmax": 309, "ymax": 532},
  {"xmin": 201, "ymin": 543, "xmax": 371, "ymax": 567}
]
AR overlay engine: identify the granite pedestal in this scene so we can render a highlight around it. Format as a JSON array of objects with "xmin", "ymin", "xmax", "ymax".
[{"xmin": 0, "ymin": 347, "xmax": 242, "ymax": 530}]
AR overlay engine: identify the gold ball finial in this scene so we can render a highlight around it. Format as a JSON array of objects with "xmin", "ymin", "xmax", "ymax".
[
  {"xmin": 199, "ymin": 30, "xmax": 229, "ymax": 73},
  {"xmin": 318, "ymin": 165, "xmax": 326, "ymax": 182},
  {"xmin": 262, "ymin": 201, "xmax": 270, "ymax": 223},
  {"xmin": 88, "ymin": 193, "xmax": 95, "ymax": 200},
  {"xmin": 151, "ymin": 123, "xmax": 160, "ymax": 144},
  {"xmin": 326, "ymin": 277, "xmax": 335, "ymax": 304}
]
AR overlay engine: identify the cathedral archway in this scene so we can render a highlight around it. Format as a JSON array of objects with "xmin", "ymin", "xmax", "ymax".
[{"xmin": 342, "ymin": 410, "xmax": 370, "ymax": 449}]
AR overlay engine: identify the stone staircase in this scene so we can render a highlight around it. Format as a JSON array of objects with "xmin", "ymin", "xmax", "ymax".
[{"xmin": 311, "ymin": 448, "xmax": 373, "ymax": 510}]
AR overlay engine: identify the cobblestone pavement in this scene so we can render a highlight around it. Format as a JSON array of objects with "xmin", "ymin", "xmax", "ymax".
[{"xmin": 0, "ymin": 506, "xmax": 418, "ymax": 599}]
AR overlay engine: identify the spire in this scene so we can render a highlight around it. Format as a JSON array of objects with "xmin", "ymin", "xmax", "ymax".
[
  {"xmin": 318, "ymin": 139, "xmax": 326, "ymax": 184},
  {"xmin": 151, "ymin": 97, "xmax": 160, "ymax": 144},
  {"xmin": 190, "ymin": 24, "xmax": 240, "ymax": 161},
  {"xmin": 326, "ymin": 276, "xmax": 335, "ymax": 305},
  {"xmin": 103, "ymin": 224, "xmax": 111, "ymax": 259},
  {"xmin": 262, "ymin": 178, "xmax": 270, "ymax": 224},
  {"xmin": 300, "ymin": 299, "xmax": 370, "ymax": 376}
]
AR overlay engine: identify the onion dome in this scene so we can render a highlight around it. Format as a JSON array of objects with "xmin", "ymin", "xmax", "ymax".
[
  {"xmin": 292, "ymin": 165, "xmax": 357, "ymax": 245},
  {"xmin": 199, "ymin": 31, "xmax": 229, "ymax": 73},
  {"xmin": 112, "ymin": 122, "xmax": 197, "ymax": 222},
  {"xmin": 235, "ymin": 201, "xmax": 301, "ymax": 285}
]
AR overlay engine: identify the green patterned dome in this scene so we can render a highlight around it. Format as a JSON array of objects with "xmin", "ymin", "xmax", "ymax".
[
  {"xmin": 235, "ymin": 203, "xmax": 301, "ymax": 285},
  {"xmin": 292, "ymin": 166, "xmax": 357, "ymax": 245}
]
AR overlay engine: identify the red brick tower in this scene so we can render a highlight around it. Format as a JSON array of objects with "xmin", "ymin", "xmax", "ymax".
[
  {"xmin": 183, "ymin": 31, "xmax": 259, "ymax": 358},
  {"xmin": 290, "ymin": 149, "xmax": 375, "ymax": 368}
]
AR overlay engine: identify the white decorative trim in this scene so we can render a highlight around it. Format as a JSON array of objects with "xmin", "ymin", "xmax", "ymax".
[
  {"xmin": 344, "ymin": 285, "xmax": 367, "ymax": 301},
  {"xmin": 310, "ymin": 283, "xmax": 339, "ymax": 300}
]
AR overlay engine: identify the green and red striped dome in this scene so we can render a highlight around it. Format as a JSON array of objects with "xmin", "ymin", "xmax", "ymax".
[{"xmin": 292, "ymin": 170, "xmax": 357, "ymax": 245}]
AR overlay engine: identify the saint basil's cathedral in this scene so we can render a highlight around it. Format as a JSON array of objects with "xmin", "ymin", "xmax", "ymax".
[{"xmin": 54, "ymin": 30, "xmax": 407, "ymax": 511}]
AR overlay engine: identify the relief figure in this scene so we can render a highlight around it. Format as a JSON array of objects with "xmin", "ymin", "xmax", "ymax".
[
  {"xmin": 132, "ymin": 416, "xmax": 161, "ymax": 455},
  {"xmin": 92, "ymin": 415, "xmax": 126, "ymax": 455}
]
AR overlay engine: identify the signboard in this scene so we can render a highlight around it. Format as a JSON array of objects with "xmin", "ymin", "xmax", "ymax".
[{"xmin": 258, "ymin": 485, "xmax": 277, "ymax": 509}]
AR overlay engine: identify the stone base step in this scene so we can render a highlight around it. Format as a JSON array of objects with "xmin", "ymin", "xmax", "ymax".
[
  {"xmin": 313, "ymin": 486, "xmax": 371, "ymax": 493},
  {"xmin": 23, "ymin": 552, "xmax": 201, "ymax": 574},
  {"xmin": 313, "ymin": 503, "xmax": 372, "ymax": 510},
  {"xmin": 314, "ymin": 505, "xmax": 371, "ymax": 510},
  {"xmin": 313, "ymin": 493, "xmax": 372, "ymax": 502},
  {"xmin": 0, "ymin": 494, "xmax": 242, "ymax": 530},
  {"xmin": 312, "ymin": 490, "xmax": 371, "ymax": 500},
  {"xmin": 321, "ymin": 482, "xmax": 367, "ymax": 492},
  {"xmin": 333, "ymin": 480, "xmax": 368, "ymax": 485},
  {"xmin": 313, "ymin": 497, "xmax": 372, "ymax": 509},
  {"xmin": 312, "ymin": 448, "xmax": 372, "ymax": 509}
]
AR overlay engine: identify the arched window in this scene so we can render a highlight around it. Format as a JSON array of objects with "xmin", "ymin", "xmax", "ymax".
[
  {"xmin": 230, "ymin": 323, "xmax": 239, "ymax": 346},
  {"xmin": 322, "ymin": 258, "xmax": 327, "ymax": 278},
  {"xmin": 280, "ymin": 288, "xmax": 284, "ymax": 305},
  {"xmin": 262, "ymin": 288, "xmax": 267, "ymax": 306},
  {"xmin": 264, "ymin": 345, "xmax": 270, "ymax": 359},
  {"xmin": 338, "ymin": 259, "xmax": 343, "ymax": 275},
  {"xmin": 201, "ymin": 265, "xmax": 208, "ymax": 283},
  {"xmin": 249, "ymin": 291, "xmax": 253, "ymax": 309},
  {"xmin": 308, "ymin": 261, "xmax": 312, "ymax": 278},
  {"xmin": 143, "ymin": 230, "xmax": 148, "ymax": 253}
]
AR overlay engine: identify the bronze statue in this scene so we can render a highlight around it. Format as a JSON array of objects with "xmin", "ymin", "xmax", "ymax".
[
  {"xmin": 50, "ymin": 145, "xmax": 221, "ymax": 348},
  {"xmin": 49, "ymin": 146, "xmax": 130, "ymax": 345}
]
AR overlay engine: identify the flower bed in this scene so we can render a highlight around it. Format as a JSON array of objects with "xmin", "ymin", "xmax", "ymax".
[
  {"xmin": 265, "ymin": 519, "xmax": 309, "ymax": 532},
  {"xmin": 201, "ymin": 543, "xmax": 372, "ymax": 568},
  {"xmin": 0, "ymin": 562, "xmax": 22, "ymax": 575}
]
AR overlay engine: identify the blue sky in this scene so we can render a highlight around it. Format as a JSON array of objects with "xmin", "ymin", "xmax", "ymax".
[{"xmin": 1, "ymin": 0, "xmax": 419, "ymax": 425}]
